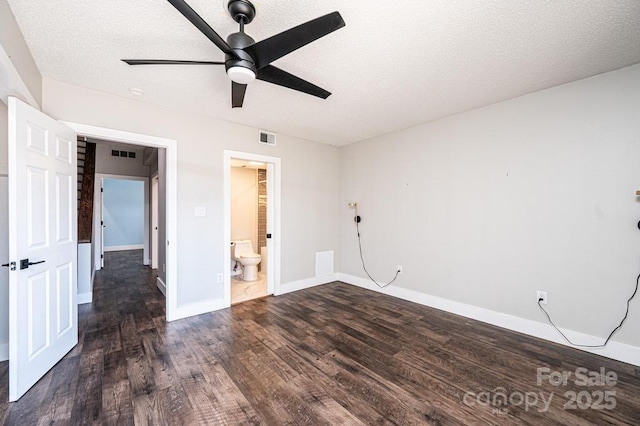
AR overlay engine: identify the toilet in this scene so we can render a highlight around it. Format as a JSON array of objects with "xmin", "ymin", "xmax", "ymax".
[{"xmin": 231, "ymin": 240, "xmax": 261, "ymax": 281}]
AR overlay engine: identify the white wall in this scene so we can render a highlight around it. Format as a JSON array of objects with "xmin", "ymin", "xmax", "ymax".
[
  {"xmin": 339, "ymin": 63, "xmax": 640, "ymax": 348},
  {"xmin": 95, "ymin": 142, "xmax": 149, "ymax": 177},
  {"xmin": 0, "ymin": 0, "xmax": 40, "ymax": 357},
  {"xmin": 43, "ymin": 79, "xmax": 340, "ymax": 306},
  {"xmin": 0, "ymin": 0, "xmax": 41, "ymax": 107},
  {"xmin": 231, "ymin": 167, "xmax": 258, "ymax": 252}
]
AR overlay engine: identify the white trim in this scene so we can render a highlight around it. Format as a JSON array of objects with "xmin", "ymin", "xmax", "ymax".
[
  {"xmin": 337, "ymin": 273, "xmax": 640, "ymax": 367},
  {"xmin": 77, "ymin": 293, "xmax": 92, "ymax": 305},
  {"xmin": 167, "ymin": 274, "xmax": 336, "ymax": 316},
  {"xmin": 172, "ymin": 298, "xmax": 228, "ymax": 319},
  {"xmin": 277, "ymin": 274, "xmax": 338, "ymax": 296},
  {"xmin": 157, "ymin": 276, "xmax": 166, "ymax": 296},
  {"xmin": 62, "ymin": 122, "xmax": 179, "ymax": 322},
  {"xmin": 0, "ymin": 343, "xmax": 8, "ymax": 362},
  {"xmin": 0, "ymin": 43, "xmax": 39, "ymax": 108},
  {"xmin": 104, "ymin": 244, "xmax": 144, "ymax": 252},
  {"xmin": 224, "ymin": 151, "xmax": 281, "ymax": 307}
]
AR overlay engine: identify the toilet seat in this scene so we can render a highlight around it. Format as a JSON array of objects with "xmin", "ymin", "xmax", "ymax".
[{"xmin": 241, "ymin": 253, "xmax": 260, "ymax": 259}]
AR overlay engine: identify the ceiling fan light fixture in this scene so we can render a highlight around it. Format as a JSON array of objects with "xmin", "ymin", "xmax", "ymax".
[{"xmin": 227, "ymin": 66, "xmax": 256, "ymax": 84}]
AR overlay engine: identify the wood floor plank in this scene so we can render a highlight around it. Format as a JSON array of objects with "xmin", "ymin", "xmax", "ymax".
[
  {"xmin": 101, "ymin": 350, "xmax": 135, "ymax": 425},
  {"xmin": 1, "ymin": 252, "xmax": 639, "ymax": 425},
  {"xmin": 69, "ymin": 348, "xmax": 104, "ymax": 424},
  {"xmin": 36, "ymin": 356, "xmax": 80, "ymax": 425},
  {"xmin": 4, "ymin": 364, "xmax": 54, "ymax": 425}
]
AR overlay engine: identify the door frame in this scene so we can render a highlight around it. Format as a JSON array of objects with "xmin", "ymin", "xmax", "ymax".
[
  {"xmin": 223, "ymin": 150, "xmax": 281, "ymax": 305},
  {"xmin": 62, "ymin": 122, "xmax": 179, "ymax": 321},
  {"xmin": 95, "ymin": 174, "xmax": 150, "ymax": 267}
]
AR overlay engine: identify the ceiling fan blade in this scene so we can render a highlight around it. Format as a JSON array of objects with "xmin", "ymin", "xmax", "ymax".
[
  {"xmin": 257, "ymin": 65, "xmax": 331, "ymax": 99},
  {"xmin": 232, "ymin": 82, "xmax": 247, "ymax": 108},
  {"xmin": 244, "ymin": 11, "xmax": 345, "ymax": 69},
  {"xmin": 122, "ymin": 59, "xmax": 224, "ymax": 65},
  {"xmin": 166, "ymin": 0, "xmax": 240, "ymax": 59}
]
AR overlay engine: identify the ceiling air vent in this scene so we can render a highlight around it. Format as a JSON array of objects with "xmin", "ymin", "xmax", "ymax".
[{"xmin": 259, "ymin": 131, "xmax": 276, "ymax": 146}]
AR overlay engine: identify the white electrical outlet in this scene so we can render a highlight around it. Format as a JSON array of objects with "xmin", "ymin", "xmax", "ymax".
[
  {"xmin": 397, "ymin": 265, "xmax": 403, "ymax": 274},
  {"xmin": 537, "ymin": 290, "xmax": 548, "ymax": 305},
  {"xmin": 217, "ymin": 273, "xmax": 223, "ymax": 283}
]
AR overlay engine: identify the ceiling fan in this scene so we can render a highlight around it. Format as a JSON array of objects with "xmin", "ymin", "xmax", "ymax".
[{"xmin": 122, "ymin": 0, "xmax": 345, "ymax": 108}]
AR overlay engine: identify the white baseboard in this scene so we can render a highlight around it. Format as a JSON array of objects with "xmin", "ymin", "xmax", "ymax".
[
  {"xmin": 170, "ymin": 298, "xmax": 228, "ymax": 322},
  {"xmin": 104, "ymin": 244, "xmax": 143, "ymax": 252},
  {"xmin": 156, "ymin": 277, "xmax": 166, "ymax": 296},
  {"xmin": 166, "ymin": 274, "xmax": 339, "ymax": 322},
  {"xmin": 276, "ymin": 273, "xmax": 338, "ymax": 296},
  {"xmin": 336, "ymin": 273, "xmax": 640, "ymax": 367},
  {"xmin": 0, "ymin": 342, "xmax": 7, "ymax": 362},
  {"xmin": 77, "ymin": 292, "xmax": 92, "ymax": 304}
]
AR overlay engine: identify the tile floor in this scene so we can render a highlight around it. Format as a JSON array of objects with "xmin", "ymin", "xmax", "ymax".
[{"xmin": 231, "ymin": 271, "xmax": 268, "ymax": 304}]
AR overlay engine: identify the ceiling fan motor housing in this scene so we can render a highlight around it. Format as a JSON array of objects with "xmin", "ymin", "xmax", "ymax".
[{"xmin": 225, "ymin": 32, "xmax": 257, "ymax": 76}]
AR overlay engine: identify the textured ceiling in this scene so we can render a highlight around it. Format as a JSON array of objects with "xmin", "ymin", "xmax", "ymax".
[{"xmin": 7, "ymin": 0, "xmax": 640, "ymax": 146}]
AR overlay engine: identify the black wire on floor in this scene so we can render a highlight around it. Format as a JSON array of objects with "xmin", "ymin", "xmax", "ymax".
[
  {"xmin": 537, "ymin": 273, "xmax": 639, "ymax": 348},
  {"xmin": 355, "ymin": 217, "xmax": 400, "ymax": 288}
]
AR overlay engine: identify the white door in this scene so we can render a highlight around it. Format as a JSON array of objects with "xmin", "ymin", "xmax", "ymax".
[
  {"xmin": 8, "ymin": 97, "xmax": 78, "ymax": 402},
  {"xmin": 151, "ymin": 175, "xmax": 159, "ymax": 269}
]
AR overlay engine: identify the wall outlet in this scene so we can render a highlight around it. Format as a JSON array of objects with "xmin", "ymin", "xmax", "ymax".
[
  {"xmin": 537, "ymin": 290, "xmax": 548, "ymax": 305},
  {"xmin": 217, "ymin": 273, "xmax": 223, "ymax": 283},
  {"xmin": 397, "ymin": 265, "xmax": 403, "ymax": 274}
]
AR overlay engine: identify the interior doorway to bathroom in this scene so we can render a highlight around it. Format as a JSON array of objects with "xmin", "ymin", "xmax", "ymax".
[{"xmin": 224, "ymin": 151, "xmax": 280, "ymax": 306}]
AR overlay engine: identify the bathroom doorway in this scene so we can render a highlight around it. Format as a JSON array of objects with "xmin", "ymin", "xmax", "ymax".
[{"xmin": 224, "ymin": 151, "xmax": 280, "ymax": 306}]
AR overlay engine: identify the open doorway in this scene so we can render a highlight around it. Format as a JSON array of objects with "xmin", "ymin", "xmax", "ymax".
[
  {"xmin": 229, "ymin": 160, "xmax": 267, "ymax": 304},
  {"xmin": 64, "ymin": 122, "xmax": 180, "ymax": 321},
  {"xmin": 97, "ymin": 175, "xmax": 149, "ymax": 268},
  {"xmin": 224, "ymin": 151, "xmax": 281, "ymax": 306}
]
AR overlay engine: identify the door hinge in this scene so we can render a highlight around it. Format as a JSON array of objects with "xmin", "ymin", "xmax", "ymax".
[
  {"xmin": 101, "ymin": 254, "xmax": 104, "ymax": 259},
  {"xmin": 101, "ymin": 187, "xmax": 103, "ymax": 192}
]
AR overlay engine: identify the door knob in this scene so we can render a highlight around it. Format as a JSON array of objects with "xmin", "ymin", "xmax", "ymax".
[{"xmin": 20, "ymin": 259, "xmax": 45, "ymax": 270}]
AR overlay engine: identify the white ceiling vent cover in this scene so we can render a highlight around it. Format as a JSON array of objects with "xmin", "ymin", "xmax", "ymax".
[{"xmin": 259, "ymin": 131, "xmax": 276, "ymax": 146}]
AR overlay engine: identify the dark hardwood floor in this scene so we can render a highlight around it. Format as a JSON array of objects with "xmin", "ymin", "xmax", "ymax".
[{"xmin": 1, "ymin": 250, "xmax": 639, "ymax": 425}]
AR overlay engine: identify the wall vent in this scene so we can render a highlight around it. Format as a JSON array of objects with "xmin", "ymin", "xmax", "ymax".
[
  {"xmin": 259, "ymin": 131, "xmax": 276, "ymax": 146},
  {"xmin": 111, "ymin": 150, "xmax": 136, "ymax": 159}
]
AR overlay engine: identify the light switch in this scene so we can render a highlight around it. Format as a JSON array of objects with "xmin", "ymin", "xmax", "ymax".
[{"xmin": 194, "ymin": 206, "xmax": 206, "ymax": 217}]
